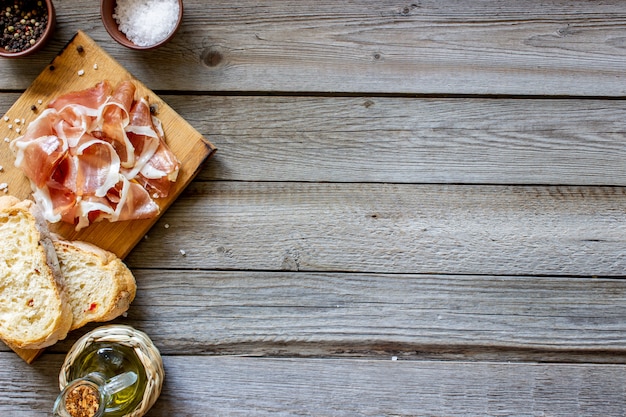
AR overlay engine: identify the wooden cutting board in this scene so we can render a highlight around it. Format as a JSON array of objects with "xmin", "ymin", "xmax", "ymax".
[{"xmin": 0, "ymin": 31, "xmax": 216, "ymax": 363}]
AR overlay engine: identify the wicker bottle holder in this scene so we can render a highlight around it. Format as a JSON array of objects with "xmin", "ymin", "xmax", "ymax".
[{"xmin": 59, "ymin": 325, "xmax": 164, "ymax": 417}]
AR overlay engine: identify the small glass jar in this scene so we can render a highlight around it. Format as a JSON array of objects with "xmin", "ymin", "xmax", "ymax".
[
  {"xmin": 53, "ymin": 371, "xmax": 138, "ymax": 417},
  {"xmin": 57, "ymin": 325, "xmax": 164, "ymax": 417}
]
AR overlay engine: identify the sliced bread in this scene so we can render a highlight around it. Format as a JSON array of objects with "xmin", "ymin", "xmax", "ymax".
[
  {"xmin": 0, "ymin": 196, "xmax": 72, "ymax": 349},
  {"xmin": 52, "ymin": 237, "xmax": 136, "ymax": 331}
]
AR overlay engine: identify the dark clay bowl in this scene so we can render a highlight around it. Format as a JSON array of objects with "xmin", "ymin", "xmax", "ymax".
[
  {"xmin": 100, "ymin": 0, "xmax": 183, "ymax": 50},
  {"xmin": 0, "ymin": 0, "xmax": 56, "ymax": 58}
]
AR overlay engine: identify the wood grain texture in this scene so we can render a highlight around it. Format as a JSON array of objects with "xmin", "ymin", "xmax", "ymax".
[
  {"xmin": 124, "ymin": 182, "xmax": 626, "ymax": 277},
  {"xmin": 28, "ymin": 270, "xmax": 624, "ymax": 363},
  {"xmin": 165, "ymin": 95, "xmax": 626, "ymax": 185},
  {"xmin": 2, "ymin": 353, "xmax": 626, "ymax": 416},
  {"xmin": 1, "ymin": 1, "xmax": 626, "ymax": 95}
]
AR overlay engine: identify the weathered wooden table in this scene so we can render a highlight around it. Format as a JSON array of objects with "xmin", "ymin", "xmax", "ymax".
[{"xmin": 1, "ymin": 1, "xmax": 626, "ymax": 415}]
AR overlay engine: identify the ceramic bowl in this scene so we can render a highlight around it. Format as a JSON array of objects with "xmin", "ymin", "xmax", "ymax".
[
  {"xmin": 100, "ymin": 0, "xmax": 183, "ymax": 50},
  {"xmin": 0, "ymin": 0, "xmax": 56, "ymax": 58}
]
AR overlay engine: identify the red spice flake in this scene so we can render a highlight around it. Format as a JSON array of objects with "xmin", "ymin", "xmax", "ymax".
[
  {"xmin": 26, "ymin": 299, "xmax": 34, "ymax": 307},
  {"xmin": 65, "ymin": 384, "xmax": 100, "ymax": 417},
  {"xmin": 86, "ymin": 302, "xmax": 98, "ymax": 312}
]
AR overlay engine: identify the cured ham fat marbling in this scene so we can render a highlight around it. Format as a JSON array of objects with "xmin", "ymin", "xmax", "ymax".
[{"xmin": 11, "ymin": 80, "xmax": 181, "ymax": 230}]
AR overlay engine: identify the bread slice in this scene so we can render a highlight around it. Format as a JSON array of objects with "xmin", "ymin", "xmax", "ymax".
[
  {"xmin": 0, "ymin": 196, "xmax": 72, "ymax": 349},
  {"xmin": 52, "ymin": 237, "xmax": 136, "ymax": 331}
]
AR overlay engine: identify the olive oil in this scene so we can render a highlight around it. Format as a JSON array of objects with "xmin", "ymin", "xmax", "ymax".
[{"xmin": 66, "ymin": 342, "xmax": 147, "ymax": 416}]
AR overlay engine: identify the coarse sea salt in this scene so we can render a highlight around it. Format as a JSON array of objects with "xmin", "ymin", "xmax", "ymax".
[{"xmin": 113, "ymin": 0, "xmax": 180, "ymax": 47}]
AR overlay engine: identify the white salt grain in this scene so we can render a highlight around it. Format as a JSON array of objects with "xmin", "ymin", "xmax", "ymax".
[
  {"xmin": 77, "ymin": 69, "xmax": 85, "ymax": 76},
  {"xmin": 113, "ymin": 0, "xmax": 180, "ymax": 47},
  {"xmin": 2, "ymin": 116, "xmax": 8, "ymax": 122},
  {"xmin": 179, "ymin": 249, "xmax": 186, "ymax": 256},
  {"xmin": 37, "ymin": 99, "xmax": 43, "ymax": 105},
  {"xmin": 4, "ymin": 137, "xmax": 9, "ymax": 143},
  {"xmin": 0, "ymin": 183, "xmax": 7, "ymax": 191},
  {"xmin": 93, "ymin": 63, "xmax": 98, "ymax": 70},
  {"xmin": 15, "ymin": 128, "xmax": 20, "ymax": 134}
]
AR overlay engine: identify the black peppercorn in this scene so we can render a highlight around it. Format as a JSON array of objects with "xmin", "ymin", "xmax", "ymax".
[
  {"xmin": 0, "ymin": 1, "xmax": 47, "ymax": 53},
  {"xmin": 76, "ymin": 45, "xmax": 84, "ymax": 53}
]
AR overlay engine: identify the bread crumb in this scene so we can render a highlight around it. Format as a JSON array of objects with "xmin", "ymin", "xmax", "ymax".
[
  {"xmin": 179, "ymin": 249, "xmax": 186, "ymax": 256},
  {"xmin": 77, "ymin": 69, "xmax": 85, "ymax": 76}
]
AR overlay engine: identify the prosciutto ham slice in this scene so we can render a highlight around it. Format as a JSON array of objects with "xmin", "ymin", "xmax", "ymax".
[
  {"xmin": 48, "ymin": 80, "xmax": 113, "ymax": 113},
  {"xmin": 11, "ymin": 80, "xmax": 179, "ymax": 230},
  {"xmin": 125, "ymin": 97, "xmax": 180, "ymax": 198}
]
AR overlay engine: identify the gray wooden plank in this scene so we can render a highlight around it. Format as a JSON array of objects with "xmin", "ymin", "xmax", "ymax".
[
  {"xmin": 3, "ymin": 94, "xmax": 626, "ymax": 186},
  {"xmin": 1, "ymin": 1, "xmax": 626, "ymax": 95},
  {"xmin": 147, "ymin": 357, "xmax": 626, "ymax": 417},
  {"xmin": 2, "ymin": 353, "xmax": 625, "ymax": 416},
  {"xmin": 124, "ymin": 182, "xmax": 626, "ymax": 276},
  {"xmin": 169, "ymin": 95, "xmax": 626, "ymax": 185},
  {"xmin": 31, "ymin": 271, "xmax": 623, "ymax": 362}
]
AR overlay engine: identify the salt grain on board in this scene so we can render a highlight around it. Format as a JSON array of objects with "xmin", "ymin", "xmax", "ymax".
[{"xmin": 113, "ymin": 0, "xmax": 180, "ymax": 47}]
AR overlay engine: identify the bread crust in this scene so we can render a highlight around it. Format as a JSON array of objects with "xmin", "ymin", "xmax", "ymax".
[
  {"xmin": 0, "ymin": 196, "xmax": 72, "ymax": 349},
  {"xmin": 0, "ymin": 196, "xmax": 136, "ymax": 352},
  {"xmin": 52, "ymin": 237, "xmax": 137, "ymax": 331}
]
